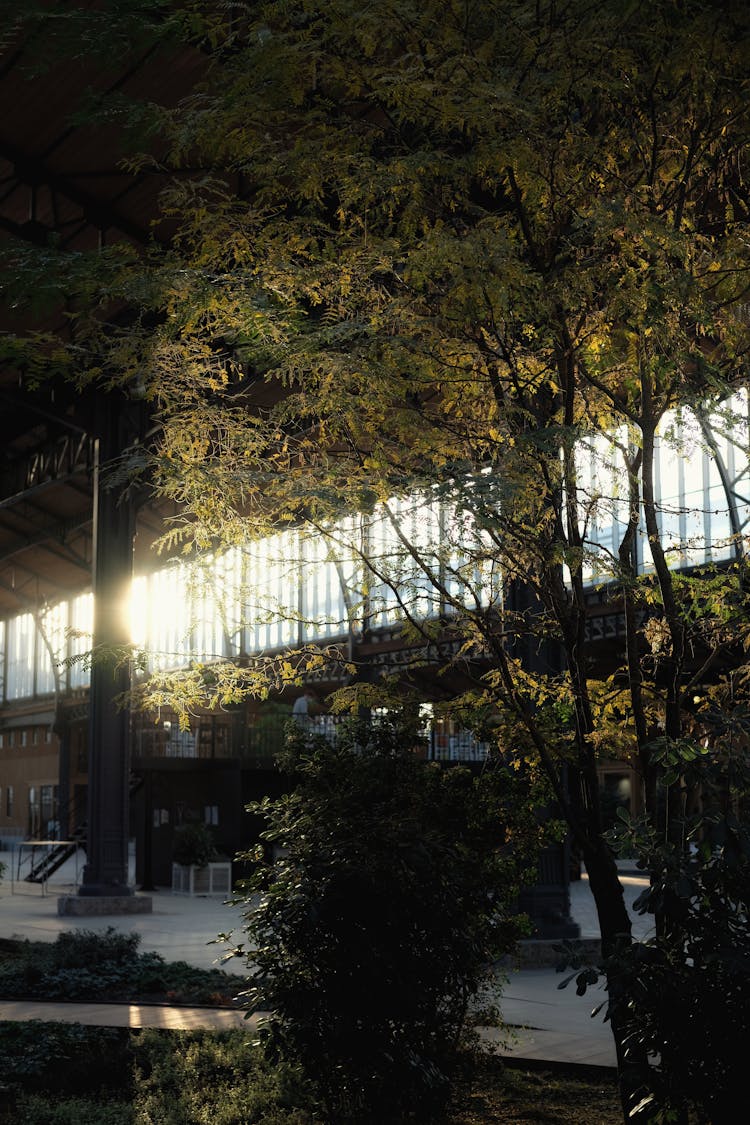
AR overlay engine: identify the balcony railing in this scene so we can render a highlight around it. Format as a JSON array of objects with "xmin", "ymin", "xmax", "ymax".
[{"xmin": 131, "ymin": 713, "xmax": 490, "ymax": 765}]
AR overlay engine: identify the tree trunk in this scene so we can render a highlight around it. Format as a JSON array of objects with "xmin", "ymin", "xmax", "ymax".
[{"xmin": 584, "ymin": 840, "xmax": 653, "ymax": 1122}]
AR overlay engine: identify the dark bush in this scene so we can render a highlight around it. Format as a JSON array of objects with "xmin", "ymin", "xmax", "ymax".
[
  {"xmin": 0, "ymin": 1021, "xmax": 131, "ymax": 1096},
  {"xmin": 238, "ymin": 718, "xmax": 543, "ymax": 1123},
  {"xmin": 54, "ymin": 927, "xmax": 140, "ymax": 969},
  {"xmin": 0, "ymin": 930, "xmax": 240, "ymax": 1005},
  {"xmin": 172, "ymin": 821, "xmax": 218, "ymax": 867}
]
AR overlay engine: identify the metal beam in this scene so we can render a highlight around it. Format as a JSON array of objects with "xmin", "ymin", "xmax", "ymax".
[
  {"xmin": 0, "ymin": 507, "xmax": 91, "ymax": 569},
  {"xmin": 0, "ymin": 393, "xmax": 89, "ymax": 437},
  {"xmin": 0, "ymin": 572, "xmax": 71, "ymax": 607},
  {"xmin": 0, "ymin": 430, "xmax": 94, "ymax": 492},
  {"xmin": 0, "ymin": 138, "xmax": 154, "ymax": 246}
]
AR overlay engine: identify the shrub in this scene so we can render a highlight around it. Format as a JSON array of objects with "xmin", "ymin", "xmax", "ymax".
[
  {"xmin": 54, "ymin": 927, "xmax": 140, "ymax": 969},
  {"xmin": 237, "ymin": 718, "xmax": 542, "ymax": 1124},
  {"xmin": 0, "ymin": 931, "xmax": 240, "ymax": 1005},
  {"xmin": 0, "ymin": 1021, "xmax": 130, "ymax": 1095},
  {"xmin": 172, "ymin": 821, "xmax": 218, "ymax": 868}
]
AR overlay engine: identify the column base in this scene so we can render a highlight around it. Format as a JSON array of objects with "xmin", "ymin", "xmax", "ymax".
[
  {"xmin": 78, "ymin": 881, "xmax": 132, "ymax": 897},
  {"xmin": 519, "ymin": 884, "xmax": 580, "ymax": 940},
  {"xmin": 509, "ymin": 936, "xmax": 602, "ymax": 968},
  {"xmin": 57, "ymin": 894, "xmax": 153, "ymax": 916}
]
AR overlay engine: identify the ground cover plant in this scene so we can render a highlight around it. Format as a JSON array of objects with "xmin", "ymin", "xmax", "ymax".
[
  {"xmin": 0, "ymin": 1023, "xmax": 309, "ymax": 1125},
  {"xmin": 0, "ymin": 928, "xmax": 242, "ymax": 1006},
  {"xmin": 0, "ymin": 1019, "xmax": 622, "ymax": 1124}
]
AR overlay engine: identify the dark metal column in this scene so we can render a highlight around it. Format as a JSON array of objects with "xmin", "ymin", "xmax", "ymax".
[
  {"xmin": 79, "ymin": 397, "xmax": 134, "ymax": 897},
  {"xmin": 55, "ymin": 707, "xmax": 71, "ymax": 840}
]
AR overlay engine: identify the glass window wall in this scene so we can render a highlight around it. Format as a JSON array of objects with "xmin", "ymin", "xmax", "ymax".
[{"xmin": 0, "ymin": 394, "xmax": 746, "ymax": 700}]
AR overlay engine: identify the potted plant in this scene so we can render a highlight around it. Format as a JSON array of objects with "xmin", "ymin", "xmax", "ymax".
[
  {"xmin": 172, "ymin": 821, "xmax": 217, "ymax": 867},
  {"xmin": 171, "ymin": 822, "xmax": 231, "ymax": 896}
]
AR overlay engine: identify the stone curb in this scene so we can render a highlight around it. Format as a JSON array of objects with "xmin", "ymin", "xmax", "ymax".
[{"xmin": 510, "ymin": 937, "xmax": 602, "ymax": 969}]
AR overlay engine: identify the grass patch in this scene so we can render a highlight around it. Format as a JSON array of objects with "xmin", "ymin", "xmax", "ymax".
[
  {"xmin": 0, "ymin": 1021, "xmax": 622, "ymax": 1124},
  {"xmin": 449, "ymin": 1061, "xmax": 622, "ymax": 1124}
]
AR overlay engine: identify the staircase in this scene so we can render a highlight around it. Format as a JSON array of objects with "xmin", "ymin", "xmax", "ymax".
[
  {"xmin": 24, "ymin": 774, "xmax": 143, "ymax": 883},
  {"xmin": 24, "ymin": 822, "xmax": 86, "ymax": 883}
]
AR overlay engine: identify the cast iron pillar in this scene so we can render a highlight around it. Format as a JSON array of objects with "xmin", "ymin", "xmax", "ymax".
[
  {"xmin": 55, "ymin": 706, "xmax": 71, "ymax": 840},
  {"xmin": 78, "ymin": 397, "xmax": 135, "ymax": 897}
]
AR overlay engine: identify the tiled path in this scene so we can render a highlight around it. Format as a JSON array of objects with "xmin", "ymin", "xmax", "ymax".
[{"xmin": 0, "ymin": 998, "xmax": 252, "ymax": 1031}]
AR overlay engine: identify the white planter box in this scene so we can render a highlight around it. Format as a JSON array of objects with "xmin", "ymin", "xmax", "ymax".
[{"xmin": 171, "ymin": 861, "xmax": 232, "ymax": 897}]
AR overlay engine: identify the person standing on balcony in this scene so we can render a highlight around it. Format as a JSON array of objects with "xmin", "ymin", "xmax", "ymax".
[{"xmin": 292, "ymin": 689, "xmax": 317, "ymax": 729}]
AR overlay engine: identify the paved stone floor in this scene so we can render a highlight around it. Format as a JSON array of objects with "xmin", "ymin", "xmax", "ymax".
[{"xmin": 0, "ymin": 848, "xmax": 650, "ymax": 1068}]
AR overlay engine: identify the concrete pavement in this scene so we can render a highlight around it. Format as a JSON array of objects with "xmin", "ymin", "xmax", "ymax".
[{"xmin": 0, "ymin": 848, "xmax": 651, "ymax": 1068}]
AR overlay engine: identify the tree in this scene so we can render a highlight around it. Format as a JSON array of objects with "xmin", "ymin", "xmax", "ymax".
[{"xmin": 1, "ymin": 1, "xmax": 750, "ymax": 1118}]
